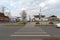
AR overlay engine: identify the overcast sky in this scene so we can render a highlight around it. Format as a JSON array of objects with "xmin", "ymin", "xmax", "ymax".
[{"xmin": 0, "ymin": 0, "xmax": 60, "ymax": 18}]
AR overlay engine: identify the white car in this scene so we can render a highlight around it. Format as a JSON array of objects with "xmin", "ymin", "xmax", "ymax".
[{"xmin": 56, "ymin": 23, "xmax": 60, "ymax": 28}]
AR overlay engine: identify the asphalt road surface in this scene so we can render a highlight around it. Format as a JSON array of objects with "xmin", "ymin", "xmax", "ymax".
[
  {"xmin": 0, "ymin": 26, "xmax": 60, "ymax": 40},
  {"xmin": 0, "ymin": 26, "xmax": 22, "ymax": 40},
  {"xmin": 0, "ymin": 23, "xmax": 60, "ymax": 40}
]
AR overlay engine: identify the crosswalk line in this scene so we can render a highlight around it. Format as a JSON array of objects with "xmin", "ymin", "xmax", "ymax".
[
  {"xmin": 10, "ymin": 34, "xmax": 51, "ymax": 37},
  {"xmin": 14, "ymin": 32, "xmax": 47, "ymax": 34}
]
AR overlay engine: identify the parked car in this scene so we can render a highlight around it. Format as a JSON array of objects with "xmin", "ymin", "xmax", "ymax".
[{"xmin": 56, "ymin": 23, "xmax": 60, "ymax": 28}]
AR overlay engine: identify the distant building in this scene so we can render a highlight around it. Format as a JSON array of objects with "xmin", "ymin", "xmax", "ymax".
[
  {"xmin": 32, "ymin": 15, "xmax": 39, "ymax": 22},
  {"xmin": 0, "ymin": 12, "xmax": 9, "ymax": 22},
  {"xmin": 32, "ymin": 15, "xmax": 46, "ymax": 21},
  {"xmin": 48, "ymin": 15, "xmax": 59, "ymax": 21},
  {"xmin": 10, "ymin": 17, "xmax": 20, "ymax": 23}
]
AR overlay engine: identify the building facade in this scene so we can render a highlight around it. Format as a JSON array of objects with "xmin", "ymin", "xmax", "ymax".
[
  {"xmin": 0, "ymin": 12, "xmax": 9, "ymax": 22},
  {"xmin": 32, "ymin": 15, "xmax": 47, "ymax": 22},
  {"xmin": 48, "ymin": 15, "xmax": 59, "ymax": 21}
]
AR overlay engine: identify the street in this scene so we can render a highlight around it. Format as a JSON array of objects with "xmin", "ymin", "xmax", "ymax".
[
  {"xmin": 0, "ymin": 22, "xmax": 60, "ymax": 40},
  {"xmin": 0, "ymin": 26, "xmax": 22, "ymax": 40}
]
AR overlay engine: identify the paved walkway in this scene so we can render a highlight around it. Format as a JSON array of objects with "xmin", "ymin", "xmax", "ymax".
[{"xmin": 25, "ymin": 22, "xmax": 35, "ymax": 28}]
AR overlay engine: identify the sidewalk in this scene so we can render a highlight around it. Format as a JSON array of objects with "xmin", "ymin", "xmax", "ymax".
[{"xmin": 25, "ymin": 22, "xmax": 35, "ymax": 28}]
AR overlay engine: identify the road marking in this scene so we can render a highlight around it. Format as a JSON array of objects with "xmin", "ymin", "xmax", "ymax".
[
  {"xmin": 14, "ymin": 32, "xmax": 47, "ymax": 34},
  {"xmin": 53, "ymin": 35, "xmax": 60, "ymax": 37},
  {"xmin": 10, "ymin": 35, "xmax": 51, "ymax": 37}
]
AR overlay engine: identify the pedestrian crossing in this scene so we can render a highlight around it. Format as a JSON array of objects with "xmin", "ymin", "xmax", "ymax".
[
  {"xmin": 10, "ymin": 28, "xmax": 50, "ymax": 37},
  {"xmin": 10, "ymin": 22, "xmax": 51, "ymax": 40}
]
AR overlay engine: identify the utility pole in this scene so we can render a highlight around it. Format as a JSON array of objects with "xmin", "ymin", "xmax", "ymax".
[{"xmin": 39, "ymin": 7, "xmax": 41, "ymax": 19}]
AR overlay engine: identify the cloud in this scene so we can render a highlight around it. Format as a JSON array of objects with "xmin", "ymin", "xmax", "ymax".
[
  {"xmin": 10, "ymin": 1, "xmax": 16, "ymax": 8},
  {"xmin": 39, "ymin": 2, "xmax": 46, "ymax": 7},
  {"xmin": 0, "ymin": 0, "xmax": 60, "ymax": 17},
  {"xmin": 47, "ymin": 0, "xmax": 57, "ymax": 4},
  {"xmin": 39, "ymin": 0, "xmax": 57, "ymax": 7},
  {"xmin": 39, "ymin": 0, "xmax": 60, "ymax": 12},
  {"xmin": 21, "ymin": 8, "xmax": 25, "ymax": 10}
]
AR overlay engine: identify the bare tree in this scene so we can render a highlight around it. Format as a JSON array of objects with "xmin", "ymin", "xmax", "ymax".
[{"xmin": 21, "ymin": 10, "xmax": 27, "ymax": 21}]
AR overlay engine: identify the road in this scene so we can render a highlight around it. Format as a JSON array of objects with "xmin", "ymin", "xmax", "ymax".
[
  {"xmin": 0, "ymin": 26, "xmax": 23, "ymax": 40},
  {"xmin": 0, "ymin": 22, "xmax": 60, "ymax": 40}
]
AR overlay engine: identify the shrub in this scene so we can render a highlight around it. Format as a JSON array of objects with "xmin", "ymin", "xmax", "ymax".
[
  {"xmin": 36, "ymin": 21, "xmax": 40, "ymax": 24},
  {"xmin": 49, "ymin": 21, "xmax": 54, "ymax": 24}
]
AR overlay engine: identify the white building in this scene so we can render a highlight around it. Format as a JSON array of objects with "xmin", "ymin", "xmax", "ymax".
[{"xmin": 33, "ymin": 15, "xmax": 48, "ymax": 22}]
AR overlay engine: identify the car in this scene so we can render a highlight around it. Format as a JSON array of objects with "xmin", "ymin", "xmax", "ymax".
[{"xmin": 56, "ymin": 23, "xmax": 60, "ymax": 28}]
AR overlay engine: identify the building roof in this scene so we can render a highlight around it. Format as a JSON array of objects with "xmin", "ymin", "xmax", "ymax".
[
  {"xmin": 0, "ymin": 12, "xmax": 4, "ymax": 17},
  {"xmin": 50, "ymin": 15, "xmax": 57, "ymax": 17},
  {"xmin": 0, "ymin": 12, "xmax": 9, "ymax": 18},
  {"xmin": 34, "ymin": 15, "xmax": 45, "ymax": 18},
  {"xmin": 41, "ymin": 15, "xmax": 45, "ymax": 18},
  {"xmin": 34, "ymin": 15, "xmax": 39, "ymax": 18}
]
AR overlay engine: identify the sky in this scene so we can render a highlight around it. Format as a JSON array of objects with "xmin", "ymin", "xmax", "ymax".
[{"xmin": 0, "ymin": 0, "xmax": 60, "ymax": 18}]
